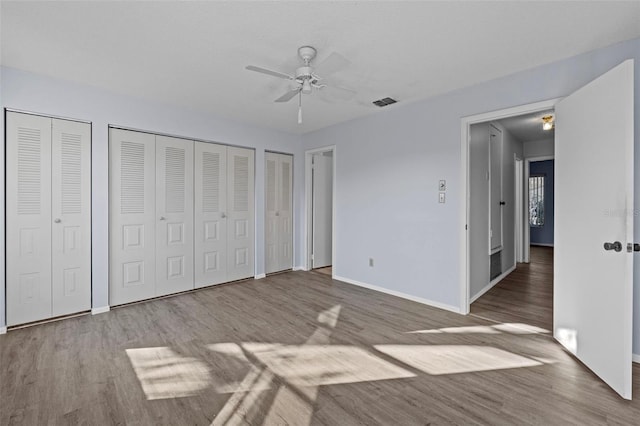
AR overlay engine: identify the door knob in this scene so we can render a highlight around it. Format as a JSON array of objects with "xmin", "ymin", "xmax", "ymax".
[
  {"xmin": 604, "ymin": 241, "xmax": 622, "ymax": 252},
  {"xmin": 159, "ymin": 216, "xmax": 166, "ymax": 221},
  {"xmin": 54, "ymin": 218, "xmax": 61, "ymax": 223},
  {"xmin": 221, "ymin": 212, "xmax": 226, "ymax": 218},
  {"xmin": 275, "ymin": 211, "xmax": 280, "ymax": 216}
]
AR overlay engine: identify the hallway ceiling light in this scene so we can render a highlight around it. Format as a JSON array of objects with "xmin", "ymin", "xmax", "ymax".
[{"xmin": 542, "ymin": 115, "xmax": 554, "ymax": 131}]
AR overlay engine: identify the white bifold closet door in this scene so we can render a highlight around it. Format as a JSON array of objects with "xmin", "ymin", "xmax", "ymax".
[
  {"xmin": 109, "ymin": 129, "xmax": 157, "ymax": 305},
  {"xmin": 265, "ymin": 152, "xmax": 293, "ymax": 273},
  {"xmin": 226, "ymin": 147, "xmax": 255, "ymax": 281},
  {"xmin": 6, "ymin": 112, "xmax": 91, "ymax": 326},
  {"xmin": 194, "ymin": 143, "xmax": 255, "ymax": 286},
  {"xmin": 194, "ymin": 142, "xmax": 228, "ymax": 288},
  {"xmin": 155, "ymin": 136, "xmax": 194, "ymax": 296}
]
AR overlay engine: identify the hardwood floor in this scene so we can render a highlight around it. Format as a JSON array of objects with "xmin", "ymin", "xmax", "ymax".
[
  {"xmin": 2, "ymin": 268, "xmax": 640, "ymax": 425},
  {"xmin": 314, "ymin": 266, "xmax": 332, "ymax": 276},
  {"xmin": 471, "ymin": 246, "xmax": 554, "ymax": 331}
]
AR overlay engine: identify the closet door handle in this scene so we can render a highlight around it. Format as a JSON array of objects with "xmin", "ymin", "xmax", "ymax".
[
  {"xmin": 54, "ymin": 218, "xmax": 61, "ymax": 223},
  {"xmin": 221, "ymin": 212, "xmax": 227, "ymax": 219},
  {"xmin": 159, "ymin": 216, "xmax": 166, "ymax": 221},
  {"xmin": 275, "ymin": 211, "xmax": 280, "ymax": 216}
]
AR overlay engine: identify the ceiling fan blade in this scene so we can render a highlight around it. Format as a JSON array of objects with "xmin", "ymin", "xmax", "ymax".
[
  {"xmin": 246, "ymin": 65, "xmax": 292, "ymax": 80},
  {"xmin": 322, "ymin": 84, "xmax": 356, "ymax": 101},
  {"xmin": 314, "ymin": 52, "xmax": 350, "ymax": 77},
  {"xmin": 275, "ymin": 88, "xmax": 301, "ymax": 103}
]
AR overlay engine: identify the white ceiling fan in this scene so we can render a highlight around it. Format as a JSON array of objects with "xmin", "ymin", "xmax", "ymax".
[{"xmin": 246, "ymin": 46, "xmax": 355, "ymax": 124}]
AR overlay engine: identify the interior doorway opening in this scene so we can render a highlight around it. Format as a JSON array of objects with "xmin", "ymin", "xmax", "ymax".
[
  {"xmin": 305, "ymin": 146, "xmax": 335, "ymax": 274},
  {"xmin": 461, "ymin": 99, "xmax": 558, "ymax": 326}
]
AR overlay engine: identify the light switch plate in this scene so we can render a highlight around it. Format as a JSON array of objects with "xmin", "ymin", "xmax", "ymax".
[
  {"xmin": 439, "ymin": 192, "xmax": 446, "ymax": 203},
  {"xmin": 439, "ymin": 180, "xmax": 446, "ymax": 191}
]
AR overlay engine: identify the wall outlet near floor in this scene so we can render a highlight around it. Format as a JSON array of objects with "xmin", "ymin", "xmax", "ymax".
[
  {"xmin": 439, "ymin": 192, "xmax": 446, "ymax": 203},
  {"xmin": 369, "ymin": 258, "xmax": 374, "ymax": 267}
]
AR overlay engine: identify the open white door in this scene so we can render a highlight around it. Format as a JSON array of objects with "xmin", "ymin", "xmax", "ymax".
[{"xmin": 554, "ymin": 60, "xmax": 634, "ymax": 399}]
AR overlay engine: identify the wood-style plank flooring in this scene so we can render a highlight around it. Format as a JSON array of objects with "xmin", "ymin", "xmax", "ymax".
[
  {"xmin": 2, "ymin": 267, "xmax": 640, "ymax": 425},
  {"xmin": 471, "ymin": 246, "xmax": 553, "ymax": 331}
]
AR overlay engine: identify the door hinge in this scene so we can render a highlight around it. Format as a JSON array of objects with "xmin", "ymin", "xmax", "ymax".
[{"xmin": 465, "ymin": 224, "xmax": 468, "ymax": 230}]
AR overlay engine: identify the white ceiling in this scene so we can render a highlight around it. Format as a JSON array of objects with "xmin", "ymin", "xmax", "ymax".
[
  {"xmin": 2, "ymin": 1, "xmax": 639, "ymax": 135},
  {"xmin": 498, "ymin": 109, "xmax": 555, "ymax": 143}
]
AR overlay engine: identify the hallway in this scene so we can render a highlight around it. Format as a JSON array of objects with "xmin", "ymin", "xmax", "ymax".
[{"xmin": 471, "ymin": 246, "xmax": 553, "ymax": 331}]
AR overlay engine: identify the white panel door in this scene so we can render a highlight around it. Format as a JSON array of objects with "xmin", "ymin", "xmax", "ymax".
[
  {"xmin": 6, "ymin": 112, "xmax": 53, "ymax": 325},
  {"xmin": 51, "ymin": 118, "xmax": 91, "ymax": 316},
  {"xmin": 194, "ymin": 142, "xmax": 228, "ymax": 288},
  {"xmin": 265, "ymin": 153, "xmax": 279, "ymax": 273},
  {"xmin": 155, "ymin": 136, "xmax": 194, "ymax": 296},
  {"xmin": 489, "ymin": 125, "xmax": 503, "ymax": 252},
  {"xmin": 265, "ymin": 152, "xmax": 293, "ymax": 274},
  {"xmin": 554, "ymin": 60, "xmax": 634, "ymax": 399},
  {"xmin": 109, "ymin": 129, "xmax": 156, "ymax": 305},
  {"xmin": 227, "ymin": 146, "xmax": 255, "ymax": 281},
  {"xmin": 277, "ymin": 154, "xmax": 293, "ymax": 271},
  {"xmin": 312, "ymin": 153, "xmax": 333, "ymax": 268}
]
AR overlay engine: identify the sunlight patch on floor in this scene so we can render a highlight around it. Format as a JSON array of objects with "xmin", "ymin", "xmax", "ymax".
[
  {"xmin": 207, "ymin": 343, "xmax": 415, "ymax": 389},
  {"xmin": 407, "ymin": 322, "xmax": 549, "ymax": 335},
  {"xmin": 125, "ymin": 346, "xmax": 211, "ymax": 400},
  {"xmin": 374, "ymin": 345, "xmax": 545, "ymax": 375}
]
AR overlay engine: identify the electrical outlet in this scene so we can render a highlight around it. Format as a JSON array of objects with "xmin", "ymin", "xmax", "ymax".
[
  {"xmin": 369, "ymin": 258, "xmax": 374, "ymax": 267},
  {"xmin": 439, "ymin": 192, "xmax": 446, "ymax": 203}
]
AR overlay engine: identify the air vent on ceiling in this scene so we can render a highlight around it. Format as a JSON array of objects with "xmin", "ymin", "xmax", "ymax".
[{"xmin": 373, "ymin": 97, "xmax": 397, "ymax": 107}]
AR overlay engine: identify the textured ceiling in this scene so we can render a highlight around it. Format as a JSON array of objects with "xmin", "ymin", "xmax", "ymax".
[{"xmin": 2, "ymin": 1, "xmax": 639, "ymax": 134}]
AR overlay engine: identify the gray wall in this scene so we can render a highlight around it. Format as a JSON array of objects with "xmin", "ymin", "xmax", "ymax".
[
  {"xmin": 524, "ymin": 138, "xmax": 554, "ymax": 158},
  {"xmin": 0, "ymin": 66, "xmax": 304, "ymax": 328},
  {"xmin": 302, "ymin": 37, "xmax": 640, "ymax": 353},
  {"xmin": 468, "ymin": 122, "xmax": 523, "ymax": 300}
]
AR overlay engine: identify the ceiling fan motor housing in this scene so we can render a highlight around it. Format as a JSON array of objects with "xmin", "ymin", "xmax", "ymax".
[{"xmin": 298, "ymin": 46, "xmax": 317, "ymax": 63}]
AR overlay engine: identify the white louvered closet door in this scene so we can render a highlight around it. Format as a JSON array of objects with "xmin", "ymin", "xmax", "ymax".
[
  {"xmin": 109, "ymin": 129, "xmax": 156, "ymax": 305},
  {"xmin": 265, "ymin": 153, "xmax": 279, "ymax": 273},
  {"xmin": 155, "ymin": 136, "xmax": 194, "ymax": 296},
  {"xmin": 277, "ymin": 154, "xmax": 293, "ymax": 271},
  {"xmin": 51, "ymin": 118, "xmax": 91, "ymax": 316},
  {"xmin": 265, "ymin": 152, "xmax": 293, "ymax": 274},
  {"xmin": 194, "ymin": 142, "xmax": 228, "ymax": 288},
  {"xmin": 6, "ymin": 112, "xmax": 53, "ymax": 325},
  {"xmin": 227, "ymin": 147, "xmax": 255, "ymax": 281}
]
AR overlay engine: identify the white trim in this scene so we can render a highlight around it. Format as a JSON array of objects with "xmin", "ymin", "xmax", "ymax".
[
  {"xmin": 460, "ymin": 98, "xmax": 560, "ymax": 314},
  {"xmin": 469, "ymin": 264, "xmax": 516, "ymax": 303},
  {"xmin": 531, "ymin": 243, "xmax": 554, "ymax": 247},
  {"xmin": 334, "ymin": 275, "xmax": 461, "ymax": 314},
  {"xmin": 293, "ymin": 266, "xmax": 305, "ymax": 271},
  {"xmin": 633, "ymin": 353, "xmax": 640, "ymax": 364},
  {"xmin": 304, "ymin": 145, "xmax": 336, "ymax": 271},
  {"xmin": 254, "ymin": 273, "xmax": 266, "ymax": 279},
  {"xmin": 91, "ymin": 306, "xmax": 110, "ymax": 315},
  {"xmin": 0, "ymin": 326, "xmax": 7, "ymax": 335}
]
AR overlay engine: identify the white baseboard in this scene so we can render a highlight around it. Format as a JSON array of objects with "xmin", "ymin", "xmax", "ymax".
[
  {"xmin": 633, "ymin": 353, "xmax": 640, "ymax": 364},
  {"xmin": 333, "ymin": 275, "xmax": 461, "ymax": 314},
  {"xmin": 469, "ymin": 264, "xmax": 517, "ymax": 303},
  {"xmin": 531, "ymin": 243, "xmax": 554, "ymax": 247},
  {"xmin": 91, "ymin": 306, "xmax": 110, "ymax": 315},
  {"xmin": 293, "ymin": 266, "xmax": 305, "ymax": 271},
  {"xmin": 0, "ymin": 326, "xmax": 6, "ymax": 335},
  {"xmin": 254, "ymin": 273, "xmax": 266, "ymax": 279}
]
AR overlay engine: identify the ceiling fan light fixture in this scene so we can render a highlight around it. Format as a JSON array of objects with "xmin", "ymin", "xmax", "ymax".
[
  {"xmin": 302, "ymin": 79, "xmax": 312, "ymax": 94},
  {"xmin": 542, "ymin": 115, "xmax": 554, "ymax": 131}
]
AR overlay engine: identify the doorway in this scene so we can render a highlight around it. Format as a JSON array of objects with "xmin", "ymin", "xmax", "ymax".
[{"xmin": 305, "ymin": 146, "xmax": 335, "ymax": 273}]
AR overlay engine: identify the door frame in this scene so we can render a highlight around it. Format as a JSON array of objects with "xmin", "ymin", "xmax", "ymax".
[
  {"xmin": 524, "ymin": 155, "xmax": 555, "ymax": 262},
  {"xmin": 460, "ymin": 98, "xmax": 560, "ymax": 314},
  {"xmin": 304, "ymin": 145, "xmax": 336, "ymax": 272}
]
